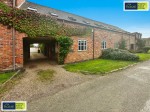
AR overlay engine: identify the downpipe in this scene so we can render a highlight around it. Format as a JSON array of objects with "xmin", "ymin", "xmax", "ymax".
[
  {"xmin": 92, "ymin": 29, "xmax": 95, "ymax": 60},
  {"xmin": 12, "ymin": 0, "xmax": 16, "ymax": 70}
]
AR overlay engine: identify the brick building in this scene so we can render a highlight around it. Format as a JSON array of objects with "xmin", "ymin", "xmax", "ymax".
[
  {"xmin": 143, "ymin": 38, "xmax": 150, "ymax": 47},
  {"xmin": 0, "ymin": 0, "xmax": 142, "ymax": 71}
]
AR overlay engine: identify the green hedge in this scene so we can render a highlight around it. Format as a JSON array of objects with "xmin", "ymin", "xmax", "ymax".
[
  {"xmin": 101, "ymin": 48, "xmax": 139, "ymax": 61},
  {"xmin": 143, "ymin": 47, "xmax": 150, "ymax": 53}
]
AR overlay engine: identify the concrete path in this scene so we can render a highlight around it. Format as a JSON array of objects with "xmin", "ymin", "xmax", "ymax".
[{"xmin": 28, "ymin": 60, "xmax": 150, "ymax": 112}]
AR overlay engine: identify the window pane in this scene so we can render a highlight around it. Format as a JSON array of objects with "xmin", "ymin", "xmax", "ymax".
[
  {"xmin": 79, "ymin": 42, "xmax": 81, "ymax": 46},
  {"xmin": 78, "ymin": 40, "xmax": 87, "ymax": 51},
  {"xmin": 85, "ymin": 45, "xmax": 87, "ymax": 50},
  {"xmin": 78, "ymin": 46, "xmax": 80, "ymax": 50},
  {"xmin": 81, "ymin": 46, "xmax": 84, "ymax": 50}
]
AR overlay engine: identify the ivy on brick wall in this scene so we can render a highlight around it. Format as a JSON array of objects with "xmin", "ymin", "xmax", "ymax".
[
  {"xmin": 57, "ymin": 36, "xmax": 73, "ymax": 64},
  {"xmin": 0, "ymin": 2, "xmax": 91, "ymax": 64},
  {"xmin": 0, "ymin": 2, "xmax": 91, "ymax": 37}
]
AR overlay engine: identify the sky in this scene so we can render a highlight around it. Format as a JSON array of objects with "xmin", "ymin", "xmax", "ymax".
[{"xmin": 28, "ymin": 0, "xmax": 150, "ymax": 38}]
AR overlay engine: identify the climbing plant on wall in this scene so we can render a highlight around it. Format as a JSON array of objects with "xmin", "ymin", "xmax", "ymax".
[
  {"xmin": 0, "ymin": 2, "xmax": 90, "ymax": 37},
  {"xmin": 57, "ymin": 36, "xmax": 73, "ymax": 64},
  {"xmin": 0, "ymin": 2, "xmax": 91, "ymax": 64}
]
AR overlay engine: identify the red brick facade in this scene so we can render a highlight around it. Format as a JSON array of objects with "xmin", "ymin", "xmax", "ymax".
[
  {"xmin": 0, "ymin": 0, "xmax": 139, "ymax": 71},
  {"xmin": 0, "ymin": 20, "xmax": 138, "ymax": 71},
  {"xmin": 65, "ymin": 25, "xmax": 137, "ymax": 63},
  {"xmin": 0, "ymin": 24, "xmax": 26, "ymax": 71},
  {"xmin": 16, "ymin": 0, "xmax": 25, "ymax": 7}
]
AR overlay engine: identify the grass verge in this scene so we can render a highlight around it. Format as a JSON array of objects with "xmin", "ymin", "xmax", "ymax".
[
  {"xmin": 136, "ymin": 53, "xmax": 150, "ymax": 61},
  {"xmin": 37, "ymin": 69, "xmax": 55, "ymax": 82},
  {"xmin": 0, "ymin": 71, "xmax": 24, "ymax": 98},
  {"xmin": 0, "ymin": 72, "xmax": 15, "ymax": 85},
  {"xmin": 64, "ymin": 59, "xmax": 135, "ymax": 75}
]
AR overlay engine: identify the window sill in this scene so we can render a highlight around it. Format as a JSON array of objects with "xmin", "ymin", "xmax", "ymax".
[{"xmin": 78, "ymin": 50, "xmax": 87, "ymax": 52}]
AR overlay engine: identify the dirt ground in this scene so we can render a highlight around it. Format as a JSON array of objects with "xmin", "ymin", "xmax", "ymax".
[{"xmin": 1, "ymin": 52, "xmax": 98, "ymax": 102}]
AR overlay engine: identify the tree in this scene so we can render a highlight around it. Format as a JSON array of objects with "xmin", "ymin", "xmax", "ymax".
[
  {"xmin": 119, "ymin": 39, "xmax": 126, "ymax": 50},
  {"xmin": 136, "ymin": 38, "xmax": 145, "ymax": 51}
]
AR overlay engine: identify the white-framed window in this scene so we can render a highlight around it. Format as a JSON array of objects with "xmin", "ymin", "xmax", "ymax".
[
  {"xmin": 102, "ymin": 40, "xmax": 107, "ymax": 49},
  {"xmin": 78, "ymin": 40, "xmax": 87, "ymax": 51}
]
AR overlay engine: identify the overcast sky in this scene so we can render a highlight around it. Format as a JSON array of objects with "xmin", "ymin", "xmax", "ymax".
[{"xmin": 28, "ymin": 0, "xmax": 150, "ymax": 38}]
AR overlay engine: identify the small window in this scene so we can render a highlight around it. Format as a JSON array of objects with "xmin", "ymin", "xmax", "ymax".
[
  {"xmin": 83, "ymin": 20, "xmax": 90, "ymax": 24},
  {"xmin": 27, "ymin": 7, "xmax": 37, "ymax": 12},
  {"xmin": 94, "ymin": 23, "xmax": 104, "ymax": 27},
  {"xmin": 49, "ymin": 12, "xmax": 58, "ymax": 17},
  {"xmin": 130, "ymin": 44, "xmax": 134, "ymax": 50},
  {"xmin": 102, "ymin": 41, "xmax": 107, "ymax": 49},
  {"xmin": 68, "ymin": 16, "xmax": 77, "ymax": 21},
  {"xmin": 78, "ymin": 40, "xmax": 87, "ymax": 51}
]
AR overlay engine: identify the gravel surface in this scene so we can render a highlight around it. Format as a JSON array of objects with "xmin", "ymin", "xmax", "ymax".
[
  {"xmin": 28, "ymin": 60, "xmax": 150, "ymax": 112},
  {"xmin": 1, "ymin": 54, "xmax": 98, "ymax": 102}
]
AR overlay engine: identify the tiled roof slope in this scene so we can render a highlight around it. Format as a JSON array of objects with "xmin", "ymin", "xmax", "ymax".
[{"xmin": 20, "ymin": 1, "xmax": 128, "ymax": 33}]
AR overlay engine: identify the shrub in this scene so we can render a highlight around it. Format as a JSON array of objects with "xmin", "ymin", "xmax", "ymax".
[
  {"xmin": 143, "ymin": 47, "xmax": 150, "ymax": 53},
  {"xmin": 118, "ymin": 39, "xmax": 126, "ymax": 50},
  {"xmin": 136, "ymin": 38, "xmax": 145, "ymax": 51},
  {"xmin": 101, "ymin": 48, "xmax": 139, "ymax": 61}
]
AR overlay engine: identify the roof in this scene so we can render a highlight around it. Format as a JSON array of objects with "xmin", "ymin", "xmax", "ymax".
[
  {"xmin": 143, "ymin": 38, "xmax": 150, "ymax": 40},
  {"xmin": 20, "ymin": 1, "xmax": 128, "ymax": 33}
]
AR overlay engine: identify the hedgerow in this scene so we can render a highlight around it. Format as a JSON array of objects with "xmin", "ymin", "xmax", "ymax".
[{"xmin": 101, "ymin": 48, "xmax": 139, "ymax": 61}]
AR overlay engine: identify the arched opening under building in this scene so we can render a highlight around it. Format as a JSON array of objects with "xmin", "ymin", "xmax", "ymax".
[{"xmin": 23, "ymin": 37, "xmax": 58, "ymax": 65}]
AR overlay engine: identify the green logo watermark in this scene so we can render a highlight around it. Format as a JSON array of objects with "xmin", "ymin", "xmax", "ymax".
[
  {"xmin": 124, "ymin": 1, "xmax": 149, "ymax": 11},
  {"xmin": 1, "ymin": 101, "xmax": 27, "ymax": 111}
]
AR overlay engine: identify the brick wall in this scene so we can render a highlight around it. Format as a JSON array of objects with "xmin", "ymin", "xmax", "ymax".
[
  {"xmin": 0, "ymin": 20, "xmax": 137, "ymax": 70},
  {"xmin": 0, "ymin": 24, "xmax": 26, "ymax": 71},
  {"xmin": 64, "ymin": 23, "xmax": 136, "ymax": 64},
  {"xmin": 0, "ymin": 0, "xmax": 25, "ymax": 7},
  {"xmin": 16, "ymin": 0, "xmax": 25, "ymax": 7}
]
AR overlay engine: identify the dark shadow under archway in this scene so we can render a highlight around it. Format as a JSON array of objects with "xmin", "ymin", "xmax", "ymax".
[{"xmin": 23, "ymin": 37, "xmax": 58, "ymax": 65}]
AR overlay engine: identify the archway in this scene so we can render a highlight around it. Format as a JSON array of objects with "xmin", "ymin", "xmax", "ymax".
[{"xmin": 23, "ymin": 37, "xmax": 58, "ymax": 65}]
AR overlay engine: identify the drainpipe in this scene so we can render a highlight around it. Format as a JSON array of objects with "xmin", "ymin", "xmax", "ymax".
[
  {"xmin": 92, "ymin": 29, "xmax": 95, "ymax": 60},
  {"xmin": 12, "ymin": 0, "xmax": 16, "ymax": 70}
]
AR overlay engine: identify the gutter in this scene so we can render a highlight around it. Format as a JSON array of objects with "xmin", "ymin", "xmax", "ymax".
[{"xmin": 12, "ymin": 0, "xmax": 16, "ymax": 70}]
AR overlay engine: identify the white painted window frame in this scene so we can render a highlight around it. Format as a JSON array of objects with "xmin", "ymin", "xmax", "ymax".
[
  {"xmin": 78, "ymin": 40, "xmax": 87, "ymax": 51},
  {"xmin": 102, "ymin": 40, "xmax": 107, "ymax": 49}
]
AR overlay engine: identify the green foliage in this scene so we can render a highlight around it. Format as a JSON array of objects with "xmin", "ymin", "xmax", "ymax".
[
  {"xmin": 39, "ymin": 44, "xmax": 45, "ymax": 54},
  {"xmin": 136, "ymin": 38, "xmax": 145, "ymax": 51},
  {"xmin": 101, "ymin": 48, "xmax": 139, "ymax": 61},
  {"xmin": 143, "ymin": 46, "xmax": 150, "ymax": 53},
  {"xmin": 0, "ymin": 72, "xmax": 15, "ymax": 85},
  {"xmin": 30, "ymin": 44, "xmax": 33, "ymax": 47},
  {"xmin": 136, "ymin": 53, "xmax": 150, "ymax": 61},
  {"xmin": 0, "ymin": 2, "xmax": 90, "ymax": 63},
  {"xmin": 0, "ymin": 2, "xmax": 11, "ymax": 13},
  {"xmin": 57, "ymin": 36, "xmax": 73, "ymax": 64},
  {"xmin": 0, "ymin": 2, "xmax": 89, "ymax": 37},
  {"xmin": 119, "ymin": 39, "xmax": 126, "ymax": 50}
]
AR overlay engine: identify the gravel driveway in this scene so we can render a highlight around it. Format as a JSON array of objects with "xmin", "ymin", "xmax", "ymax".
[
  {"xmin": 1, "ymin": 58, "xmax": 98, "ymax": 102},
  {"xmin": 28, "ymin": 60, "xmax": 150, "ymax": 112}
]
